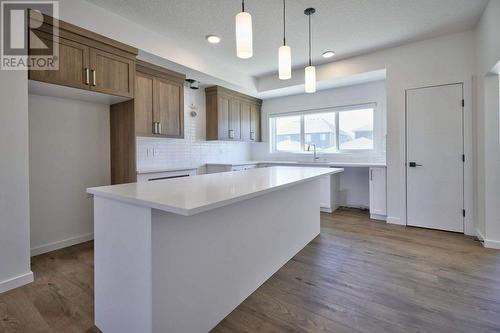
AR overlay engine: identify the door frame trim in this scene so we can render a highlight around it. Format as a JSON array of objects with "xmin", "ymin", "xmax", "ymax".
[{"xmin": 404, "ymin": 82, "xmax": 472, "ymax": 234}]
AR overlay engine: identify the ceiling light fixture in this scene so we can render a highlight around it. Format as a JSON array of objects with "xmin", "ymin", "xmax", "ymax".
[
  {"xmin": 235, "ymin": 0, "xmax": 253, "ymax": 59},
  {"xmin": 278, "ymin": 0, "xmax": 291, "ymax": 80},
  {"xmin": 304, "ymin": 8, "xmax": 316, "ymax": 93},
  {"xmin": 206, "ymin": 35, "xmax": 221, "ymax": 44},
  {"xmin": 322, "ymin": 51, "xmax": 335, "ymax": 58}
]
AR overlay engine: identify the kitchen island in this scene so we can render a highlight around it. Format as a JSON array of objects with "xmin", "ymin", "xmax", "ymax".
[{"xmin": 87, "ymin": 166, "xmax": 343, "ymax": 333}]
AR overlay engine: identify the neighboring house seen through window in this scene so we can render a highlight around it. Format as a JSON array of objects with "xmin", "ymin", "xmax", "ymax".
[{"xmin": 270, "ymin": 104, "xmax": 378, "ymax": 154}]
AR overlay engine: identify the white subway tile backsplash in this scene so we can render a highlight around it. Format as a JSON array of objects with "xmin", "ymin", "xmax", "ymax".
[{"xmin": 136, "ymin": 88, "xmax": 252, "ymax": 173}]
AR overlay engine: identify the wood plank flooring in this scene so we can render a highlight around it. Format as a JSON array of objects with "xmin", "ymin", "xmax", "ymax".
[{"xmin": 1, "ymin": 208, "xmax": 499, "ymax": 333}]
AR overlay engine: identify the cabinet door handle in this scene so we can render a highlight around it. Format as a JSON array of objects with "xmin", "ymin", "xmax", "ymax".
[
  {"xmin": 228, "ymin": 129, "xmax": 234, "ymax": 139},
  {"xmin": 370, "ymin": 169, "xmax": 373, "ymax": 181},
  {"xmin": 250, "ymin": 131, "xmax": 255, "ymax": 140},
  {"xmin": 85, "ymin": 68, "xmax": 89, "ymax": 85},
  {"xmin": 153, "ymin": 122, "xmax": 157, "ymax": 134},
  {"xmin": 158, "ymin": 122, "xmax": 162, "ymax": 134},
  {"xmin": 91, "ymin": 69, "xmax": 96, "ymax": 86}
]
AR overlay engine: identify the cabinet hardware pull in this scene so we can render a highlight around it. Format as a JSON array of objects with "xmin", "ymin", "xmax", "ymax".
[
  {"xmin": 153, "ymin": 122, "xmax": 157, "ymax": 134},
  {"xmin": 91, "ymin": 69, "xmax": 96, "ymax": 86},
  {"xmin": 158, "ymin": 122, "xmax": 162, "ymax": 134},
  {"xmin": 250, "ymin": 131, "xmax": 255, "ymax": 140},
  {"xmin": 229, "ymin": 129, "xmax": 234, "ymax": 139},
  {"xmin": 370, "ymin": 169, "xmax": 373, "ymax": 181},
  {"xmin": 85, "ymin": 68, "xmax": 89, "ymax": 85}
]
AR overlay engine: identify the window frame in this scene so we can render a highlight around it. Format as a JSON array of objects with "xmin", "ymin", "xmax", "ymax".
[{"xmin": 269, "ymin": 102, "xmax": 380, "ymax": 156}]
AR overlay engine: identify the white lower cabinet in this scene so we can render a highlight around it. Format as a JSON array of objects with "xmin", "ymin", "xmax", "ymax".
[
  {"xmin": 319, "ymin": 174, "xmax": 340, "ymax": 213},
  {"xmin": 369, "ymin": 167, "xmax": 387, "ymax": 220}
]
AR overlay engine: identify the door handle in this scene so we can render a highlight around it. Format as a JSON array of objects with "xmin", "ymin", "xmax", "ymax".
[
  {"xmin": 250, "ymin": 131, "xmax": 255, "ymax": 140},
  {"xmin": 228, "ymin": 129, "xmax": 234, "ymax": 139},
  {"xmin": 158, "ymin": 122, "xmax": 162, "ymax": 134},
  {"xmin": 85, "ymin": 68, "xmax": 89, "ymax": 85},
  {"xmin": 153, "ymin": 122, "xmax": 157, "ymax": 134},
  {"xmin": 409, "ymin": 162, "xmax": 423, "ymax": 167},
  {"xmin": 91, "ymin": 69, "xmax": 96, "ymax": 86}
]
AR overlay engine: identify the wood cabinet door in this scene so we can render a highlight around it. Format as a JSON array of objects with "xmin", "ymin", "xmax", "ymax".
[
  {"xmin": 134, "ymin": 72, "xmax": 154, "ymax": 135},
  {"xmin": 217, "ymin": 96, "xmax": 230, "ymax": 140},
  {"xmin": 229, "ymin": 99, "xmax": 241, "ymax": 140},
  {"xmin": 29, "ymin": 32, "xmax": 90, "ymax": 90},
  {"xmin": 250, "ymin": 104, "xmax": 261, "ymax": 142},
  {"xmin": 155, "ymin": 78, "xmax": 184, "ymax": 138},
  {"xmin": 90, "ymin": 48, "xmax": 135, "ymax": 98},
  {"xmin": 240, "ymin": 102, "xmax": 251, "ymax": 141}
]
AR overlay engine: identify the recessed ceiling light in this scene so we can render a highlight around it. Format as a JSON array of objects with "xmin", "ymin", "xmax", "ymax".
[
  {"xmin": 206, "ymin": 35, "xmax": 221, "ymax": 44},
  {"xmin": 322, "ymin": 51, "xmax": 335, "ymax": 58}
]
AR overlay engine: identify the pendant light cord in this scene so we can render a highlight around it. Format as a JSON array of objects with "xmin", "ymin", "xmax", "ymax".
[
  {"xmin": 242, "ymin": 0, "xmax": 245, "ymax": 12},
  {"xmin": 283, "ymin": 0, "xmax": 286, "ymax": 45},
  {"xmin": 308, "ymin": 14, "xmax": 312, "ymax": 66}
]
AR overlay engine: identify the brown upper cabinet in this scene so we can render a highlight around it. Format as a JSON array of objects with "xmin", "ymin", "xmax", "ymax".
[
  {"xmin": 134, "ymin": 60, "xmax": 185, "ymax": 138},
  {"xmin": 28, "ymin": 11, "xmax": 137, "ymax": 98},
  {"xmin": 205, "ymin": 86, "xmax": 262, "ymax": 142}
]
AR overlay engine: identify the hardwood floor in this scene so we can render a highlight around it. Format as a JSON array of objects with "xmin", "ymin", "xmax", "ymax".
[{"xmin": 1, "ymin": 209, "xmax": 499, "ymax": 333}]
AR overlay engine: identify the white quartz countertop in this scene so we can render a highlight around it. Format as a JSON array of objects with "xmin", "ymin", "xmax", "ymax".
[
  {"xmin": 88, "ymin": 166, "xmax": 343, "ymax": 216},
  {"xmin": 258, "ymin": 161, "xmax": 386, "ymax": 168},
  {"xmin": 136, "ymin": 166, "xmax": 199, "ymax": 175},
  {"xmin": 206, "ymin": 161, "xmax": 386, "ymax": 168}
]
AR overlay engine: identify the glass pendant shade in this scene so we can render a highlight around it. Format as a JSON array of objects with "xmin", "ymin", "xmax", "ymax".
[
  {"xmin": 278, "ymin": 45, "xmax": 291, "ymax": 80},
  {"xmin": 305, "ymin": 65, "xmax": 316, "ymax": 93},
  {"xmin": 235, "ymin": 11, "xmax": 253, "ymax": 59}
]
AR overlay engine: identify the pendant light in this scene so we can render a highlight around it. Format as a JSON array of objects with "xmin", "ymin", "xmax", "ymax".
[
  {"xmin": 278, "ymin": 0, "xmax": 291, "ymax": 80},
  {"xmin": 236, "ymin": 0, "xmax": 253, "ymax": 59},
  {"xmin": 304, "ymin": 8, "xmax": 316, "ymax": 93}
]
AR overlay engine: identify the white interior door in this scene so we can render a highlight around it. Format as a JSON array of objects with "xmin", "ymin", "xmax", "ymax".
[{"xmin": 406, "ymin": 84, "xmax": 464, "ymax": 232}]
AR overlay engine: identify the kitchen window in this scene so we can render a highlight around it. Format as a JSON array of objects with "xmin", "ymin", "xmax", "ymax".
[{"xmin": 269, "ymin": 103, "xmax": 380, "ymax": 154}]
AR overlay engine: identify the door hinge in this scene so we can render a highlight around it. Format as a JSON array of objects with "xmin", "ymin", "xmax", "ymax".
[
  {"xmin": 462, "ymin": 154, "xmax": 465, "ymax": 162},
  {"xmin": 462, "ymin": 99, "xmax": 465, "ymax": 107},
  {"xmin": 462, "ymin": 209, "xmax": 466, "ymax": 217}
]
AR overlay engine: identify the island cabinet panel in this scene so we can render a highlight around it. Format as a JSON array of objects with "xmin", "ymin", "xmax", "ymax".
[
  {"xmin": 134, "ymin": 72, "xmax": 155, "ymax": 135},
  {"xmin": 28, "ymin": 11, "xmax": 138, "ymax": 98},
  {"xmin": 90, "ymin": 49, "xmax": 135, "ymax": 98},
  {"xmin": 134, "ymin": 61, "xmax": 185, "ymax": 138},
  {"xmin": 205, "ymin": 86, "xmax": 262, "ymax": 142}
]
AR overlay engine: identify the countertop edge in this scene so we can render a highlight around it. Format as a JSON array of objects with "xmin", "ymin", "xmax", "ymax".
[{"xmin": 88, "ymin": 168, "xmax": 344, "ymax": 216}]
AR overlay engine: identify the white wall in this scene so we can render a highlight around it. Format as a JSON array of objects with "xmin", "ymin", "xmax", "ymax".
[
  {"xmin": 474, "ymin": 0, "xmax": 500, "ymax": 248},
  {"xmin": 0, "ymin": 71, "xmax": 32, "ymax": 293},
  {"xmin": 137, "ymin": 88, "xmax": 252, "ymax": 174},
  {"xmin": 257, "ymin": 31, "xmax": 476, "ymax": 232},
  {"xmin": 28, "ymin": 95, "xmax": 110, "ymax": 255}
]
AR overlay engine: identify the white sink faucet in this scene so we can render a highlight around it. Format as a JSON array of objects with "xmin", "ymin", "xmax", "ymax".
[{"xmin": 307, "ymin": 144, "xmax": 320, "ymax": 161}]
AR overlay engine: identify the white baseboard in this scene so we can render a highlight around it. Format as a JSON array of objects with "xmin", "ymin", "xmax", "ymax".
[
  {"xmin": 484, "ymin": 239, "xmax": 500, "ymax": 250},
  {"xmin": 31, "ymin": 232, "xmax": 94, "ymax": 256},
  {"xmin": 386, "ymin": 216, "xmax": 404, "ymax": 225},
  {"xmin": 370, "ymin": 214, "xmax": 387, "ymax": 221},
  {"xmin": 475, "ymin": 228, "xmax": 500, "ymax": 250},
  {"xmin": 0, "ymin": 271, "xmax": 34, "ymax": 294}
]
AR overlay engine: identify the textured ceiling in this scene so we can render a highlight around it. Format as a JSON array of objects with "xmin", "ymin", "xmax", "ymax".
[{"xmin": 86, "ymin": 0, "xmax": 488, "ymax": 78}]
